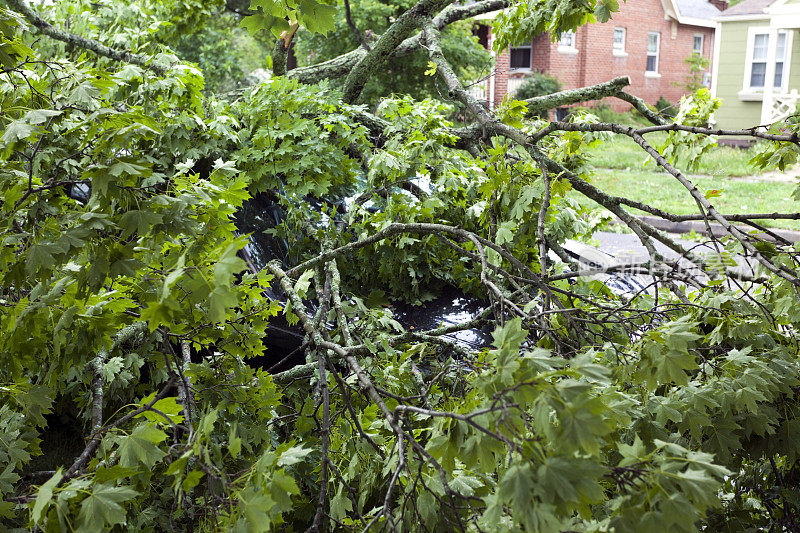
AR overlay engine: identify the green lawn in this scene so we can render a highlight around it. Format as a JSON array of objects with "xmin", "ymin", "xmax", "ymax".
[
  {"xmin": 583, "ymin": 169, "xmax": 800, "ymax": 230},
  {"xmin": 586, "ymin": 133, "xmax": 764, "ymax": 177}
]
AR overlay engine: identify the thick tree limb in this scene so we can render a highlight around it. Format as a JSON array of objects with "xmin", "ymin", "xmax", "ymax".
[
  {"xmin": 178, "ymin": 341, "xmax": 195, "ymax": 436},
  {"xmin": 537, "ymin": 162, "xmax": 551, "ymax": 307},
  {"xmin": 342, "ymin": 0, "xmax": 452, "ymax": 102},
  {"xmin": 390, "ymin": 0, "xmax": 508, "ymax": 57},
  {"xmin": 272, "ymin": 22, "xmax": 300, "ymax": 77},
  {"xmin": 6, "ymin": 0, "xmax": 167, "ymax": 75},
  {"xmin": 288, "ymin": 0, "xmax": 505, "ymax": 88},
  {"xmin": 310, "ymin": 349, "xmax": 331, "ymax": 532},
  {"xmin": 523, "ymin": 76, "xmax": 632, "ymax": 116},
  {"xmin": 288, "ymin": 48, "xmax": 369, "ymax": 84}
]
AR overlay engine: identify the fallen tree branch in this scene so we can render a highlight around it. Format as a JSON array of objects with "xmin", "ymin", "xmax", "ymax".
[
  {"xmin": 523, "ymin": 76, "xmax": 632, "ymax": 116},
  {"xmin": 342, "ymin": 0, "xmax": 451, "ymax": 102},
  {"xmin": 289, "ymin": 0, "xmax": 505, "ymax": 85},
  {"xmin": 266, "ymin": 260, "xmax": 469, "ymax": 525}
]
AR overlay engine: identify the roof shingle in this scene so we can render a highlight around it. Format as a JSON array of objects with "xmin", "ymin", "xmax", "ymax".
[
  {"xmin": 676, "ymin": 0, "xmax": 723, "ymax": 19},
  {"xmin": 718, "ymin": 0, "xmax": 776, "ymax": 17}
]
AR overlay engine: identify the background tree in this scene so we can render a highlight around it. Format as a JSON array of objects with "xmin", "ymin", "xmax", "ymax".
[{"xmin": 2, "ymin": 0, "xmax": 800, "ymax": 531}]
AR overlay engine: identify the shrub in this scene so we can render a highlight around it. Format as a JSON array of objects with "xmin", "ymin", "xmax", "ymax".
[
  {"xmin": 576, "ymin": 103, "xmax": 650, "ymax": 126},
  {"xmin": 512, "ymin": 72, "xmax": 562, "ymax": 118},
  {"xmin": 513, "ymin": 72, "xmax": 562, "ymax": 100},
  {"xmin": 656, "ymin": 95, "xmax": 678, "ymax": 119}
]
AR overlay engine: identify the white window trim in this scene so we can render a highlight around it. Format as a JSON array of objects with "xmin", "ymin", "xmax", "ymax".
[
  {"xmin": 693, "ymin": 33, "xmax": 704, "ymax": 56},
  {"xmin": 558, "ymin": 30, "xmax": 578, "ymax": 54},
  {"xmin": 509, "ymin": 44, "xmax": 532, "ymax": 71},
  {"xmin": 740, "ymin": 26, "xmax": 793, "ymax": 99},
  {"xmin": 613, "ymin": 27, "xmax": 627, "ymax": 57},
  {"xmin": 646, "ymin": 32, "xmax": 660, "ymax": 74}
]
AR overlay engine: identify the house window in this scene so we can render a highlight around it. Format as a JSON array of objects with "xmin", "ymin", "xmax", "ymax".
[
  {"xmin": 560, "ymin": 30, "xmax": 575, "ymax": 48},
  {"xmin": 613, "ymin": 28, "xmax": 626, "ymax": 53},
  {"xmin": 774, "ymin": 32, "xmax": 787, "ymax": 87},
  {"xmin": 746, "ymin": 29, "xmax": 790, "ymax": 90},
  {"xmin": 749, "ymin": 33, "xmax": 768, "ymax": 87},
  {"xmin": 510, "ymin": 44, "xmax": 531, "ymax": 69},
  {"xmin": 693, "ymin": 34, "xmax": 703, "ymax": 55},
  {"xmin": 646, "ymin": 32, "xmax": 660, "ymax": 73}
]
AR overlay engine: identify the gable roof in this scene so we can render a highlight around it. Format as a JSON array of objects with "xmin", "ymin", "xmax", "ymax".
[
  {"xmin": 662, "ymin": 0, "xmax": 722, "ymax": 26},
  {"xmin": 676, "ymin": 0, "xmax": 723, "ymax": 19},
  {"xmin": 718, "ymin": 0, "xmax": 776, "ymax": 17}
]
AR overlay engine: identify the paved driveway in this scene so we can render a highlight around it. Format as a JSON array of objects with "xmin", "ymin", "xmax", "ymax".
[{"xmin": 592, "ymin": 231, "xmax": 760, "ymax": 281}]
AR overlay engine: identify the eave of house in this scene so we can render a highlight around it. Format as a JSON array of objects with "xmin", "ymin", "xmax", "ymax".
[
  {"xmin": 716, "ymin": 13, "xmax": 770, "ymax": 21},
  {"xmin": 764, "ymin": 0, "xmax": 800, "ymax": 26}
]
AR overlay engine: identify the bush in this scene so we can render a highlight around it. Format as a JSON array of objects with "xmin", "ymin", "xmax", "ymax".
[
  {"xmin": 592, "ymin": 102, "xmax": 627, "ymax": 123},
  {"xmin": 512, "ymin": 72, "xmax": 562, "ymax": 100},
  {"xmin": 571, "ymin": 103, "xmax": 649, "ymax": 126},
  {"xmin": 656, "ymin": 95, "xmax": 678, "ymax": 119},
  {"xmin": 512, "ymin": 72, "xmax": 561, "ymax": 118}
]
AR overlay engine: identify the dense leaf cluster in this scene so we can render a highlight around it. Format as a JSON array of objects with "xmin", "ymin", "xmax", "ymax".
[{"xmin": 2, "ymin": 1, "xmax": 800, "ymax": 531}]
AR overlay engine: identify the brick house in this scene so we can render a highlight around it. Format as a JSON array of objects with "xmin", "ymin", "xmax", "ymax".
[{"xmin": 472, "ymin": 0, "xmax": 725, "ymax": 111}]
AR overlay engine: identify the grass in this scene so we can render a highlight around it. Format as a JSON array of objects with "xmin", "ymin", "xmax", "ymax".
[
  {"xmin": 586, "ymin": 132, "xmax": 765, "ymax": 177},
  {"xmin": 576, "ymin": 125, "xmax": 800, "ymax": 230},
  {"xmin": 583, "ymin": 169, "xmax": 800, "ymax": 230}
]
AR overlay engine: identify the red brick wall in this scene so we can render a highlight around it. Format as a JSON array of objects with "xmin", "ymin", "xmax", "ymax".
[
  {"xmin": 531, "ymin": 34, "xmax": 551, "ymax": 72},
  {"xmin": 494, "ymin": 48, "xmax": 510, "ymax": 108},
  {"xmin": 491, "ymin": 0, "xmax": 716, "ymax": 111}
]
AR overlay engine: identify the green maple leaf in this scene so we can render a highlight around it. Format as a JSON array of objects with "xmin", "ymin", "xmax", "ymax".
[
  {"xmin": 76, "ymin": 483, "xmax": 138, "ymax": 532},
  {"xmin": 238, "ymin": 486, "xmax": 274, "ymax": 531},
  {"xmin": 31, "ymin": 469, "xmax": 62, "ymax": 524},
  {"xmin": 214, "ymin": 242, "xmax": 246, "ymax": 287},
  {"xmin": 25, "ymin": 243, "xmax": 56, "ymax": 275},
  {"xmin": 117, "ymin": 423, "xmax": 167, "ymax": 468},
  {"xmin": 118, "ymin": 210, "xmax": 163, "ymax": 239},
  {"xmin": 78, "ymin": 483, "xmax": 139, "ymax": 532}
]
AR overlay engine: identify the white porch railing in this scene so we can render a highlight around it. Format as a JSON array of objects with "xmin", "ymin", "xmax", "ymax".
[
  {"xmin": 764, "ymin": 90, "xmax": 800, "ymax": 124},
  {"xmin": 467, "ymin": 82, "xmax": 488, "ymax": 105},
  {"xmin": 507, "ymin": 75, "xmax": 527, "ymax": 96}
]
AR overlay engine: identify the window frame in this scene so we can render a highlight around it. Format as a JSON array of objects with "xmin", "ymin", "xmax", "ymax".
[
  {"xmin": 646, "ymin": 32, "xmax": 660, "ymax": 75},
  {"xmin": 558, "ymin": 30, "xmax": 578, "ymax": 54},
  {"xmin": 509, "ymin": 43, "xmax": 532, "ymax": 70},
  {"xmin": 613, "ymin": 27, "xmax": 627, "ymax": 56},
  {"xmin": 742, "ymin": 27, "xmax": 793, "ymax": 94},
  {"xmin": 693, "ymin": 34, "xmax": 704, "ymax": 56}
]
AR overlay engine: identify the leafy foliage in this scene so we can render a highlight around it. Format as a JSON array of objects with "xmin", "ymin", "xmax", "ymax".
[
  {"xmin": 2, "ymin": 0, "xmax": 800, "ymax": 531},
  {"xmin": 493, "ymin": 0, "xmax": 620, "ymax": 53}
]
